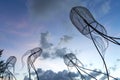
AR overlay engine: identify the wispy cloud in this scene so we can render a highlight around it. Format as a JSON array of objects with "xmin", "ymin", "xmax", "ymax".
[
  {"xmin": 80, "ymin": 0, "xmax": 111, "ymax": 18},
  {"xmin": 100, "ymin": 1, "xmax": 111, "ymax": 14},
  {"xmin": 40, "ymin": 32, "xmax": 73, "ymax": 59},
  {"xmin": 40, "ymin": 32, "xmax": 53, "ymax": 49},
  {"xmin": 28, "ymin": 0, "xmax": 111, "ymax": 18},
  {"xmin": 58, "ymin": 35, "xmax": 73, "ymax": 45}
]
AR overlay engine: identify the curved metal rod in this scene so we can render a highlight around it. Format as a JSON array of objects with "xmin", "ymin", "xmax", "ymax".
[
  {"xmin": 25, "ymin": 47, "xmax": 42, "ymax": 80},
  {"xmin": 4, "ymin": 69, "xmax": 17, "ymax": 80},
  {"xmin": 3, "ymin": 56, "xmax": 17, "ymax": 80},
  {"xmin": 27, "ymin": 56, "xmax": 39, "ymax": 80},
  {"xmin": 21, "ymin": 50, "xmax": 31, "ymax": 70},
  {"xmin": 70, "ymin": 6, "xmax": 114, "ymax": 80},
  {"xmin": 27, "ymin": 57, "xmax": 31, "ymax": 80},
  {"xmin": 31, "ymin": 61, "xmax": 39, "ymax": 80},
  {"xmin": 88, "ymin": 26, "xmax": 109, "ymax": 80},
  {"xmin": 87, "ymin": 21, "xmax": 120, "ymax": 45},
  {"xmin": 5, "ymin": 56, "xmax": 17, "ymax": 73}
]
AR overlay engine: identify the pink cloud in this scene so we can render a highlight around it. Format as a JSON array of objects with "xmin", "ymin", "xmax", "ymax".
[{"xmin": 6, "ymin": 18, "xmax": 45, "ymax": 37}]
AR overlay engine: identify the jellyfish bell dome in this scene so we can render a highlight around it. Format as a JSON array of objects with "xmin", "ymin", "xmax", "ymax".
[
  {"xmin": 63, "ymin": 53, "xmax": 78, "ymax": 67},
  {"xmin": 70, "ymin": 6, "xmax": 107, "ymax": 38}
]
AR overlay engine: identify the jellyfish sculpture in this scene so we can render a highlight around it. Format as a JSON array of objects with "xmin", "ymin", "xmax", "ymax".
[
  {"xmin": 3, "ymin": 56, "xmax": 17, "ymax": 80},
  {"xmin": 63, "ymin": 53, "xmax": 118, "ymax": 80},
  {"xmin": 70, "ymin": 6, "xmax": 120, "ymax": 46},
  {"xmin": 22, "ymin": 47, "xmax": 42, "ymax": 80},
  {"xmin": 69, "ymin": 6, "xmax": 120, "ymax": 80}
]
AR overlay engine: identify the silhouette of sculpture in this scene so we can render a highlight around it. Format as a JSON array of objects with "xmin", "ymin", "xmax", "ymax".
[
  {"xmin": 22, "ymin": 47, "xmax": 42, "ymax": 80},
  {"xmin": 3, "ymin": 56, "xmax": 17, "ymax": 80},
  {"xmin": 69, "ymin": 6, "xmax": 120, "ymax": 80},
  {"xmin": 63, "ymin": 53, "xmax": 118, "ymax": 80}
]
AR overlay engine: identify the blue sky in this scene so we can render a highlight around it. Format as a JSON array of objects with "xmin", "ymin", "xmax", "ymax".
[{"xmin": 1, "ymin": 0, "xmax": 120, "ymax": 79}]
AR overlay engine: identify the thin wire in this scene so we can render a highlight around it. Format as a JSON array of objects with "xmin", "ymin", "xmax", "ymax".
[
  {"xmin": 71, "ymin": 7, "xmax": 109, "ymax": 80},
  {"xmin": 25, "ymin": 47, "xmax": 42, "ymax": 80},
  {"xmin": 64, "ymin": 53, "xmax": 118, "ymax": 80}
]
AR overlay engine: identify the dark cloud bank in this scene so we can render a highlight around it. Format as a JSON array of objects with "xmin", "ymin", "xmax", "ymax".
[
  {"xmin": 23, "ymin": 69, "xmax": 76, "ymax": 80},
  {"xmin": 23, "ymin": 68, "xmax": 120, "ymax": 80}
]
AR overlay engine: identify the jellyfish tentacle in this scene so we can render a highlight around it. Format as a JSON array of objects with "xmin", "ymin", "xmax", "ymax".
[
  {"xmin": 64, "ymin": 53, "xmax": 96, "ymax": 80},
  {"xmin": 27, "ymin": 57, "xmax": 31, "ymax": 80},
  {"xmin": 21, "ymin": 50, "xmax": 31, "ymax": 70},
  {"xmin": 28, "ymin": 54, "xmax": 40, "ymax": 80},
  {"xmin": 88, "ymin": 25, "xmax": 109, "ymax": 80},
  {"xmin": 65, "ymin": 54, "xmax": 97, "ymax": 80},
  {"xmin": 88, "ymin": 22, "xmax": 120, "ymax": 45},
  {"xmin": 4, "ymin": 56, "xmax": 17, "ymax": 80},
  {"xmin": 70, "ymin": 6, "xmax": 110, "ymax": 80},
  {"xmin": 71, "ymin": 8, "xmax": 109, "ymax": 79},
  {"xmin": 64, "ymin": 53, "xmax": 117, "ymax": 80},
  {"xmin": 23, "ymin": 47, "xmax": 42, "ymax": 80}
]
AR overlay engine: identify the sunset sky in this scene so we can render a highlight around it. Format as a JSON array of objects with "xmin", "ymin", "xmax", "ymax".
[{"xmin": 1, "ymin": 0, "xmax": 120, "ymax": 79}]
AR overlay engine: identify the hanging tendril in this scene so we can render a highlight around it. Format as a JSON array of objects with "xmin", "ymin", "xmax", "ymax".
[
  {"xmin": 22, "ymin": 47, "xmax": 42, "ymax": 80},
  {"xmin": 69, "ymin": 6, "xmax": 117, "ymax": 80},
  {"xmin": 3, "ymin": 56, "xmax": 17, "ymax": 80},
  {"xmin": 63, "ymin": 53, "xmax": 118, "ymax": 80}
]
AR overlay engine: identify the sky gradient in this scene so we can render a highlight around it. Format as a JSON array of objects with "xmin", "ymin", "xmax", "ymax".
[{"xmin": 1, "ymin": 0, "xmax": 120, "ymax": 79}]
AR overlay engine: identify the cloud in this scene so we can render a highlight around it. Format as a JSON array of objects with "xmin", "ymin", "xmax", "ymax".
[
  {"xmin": 40, "ymin": 32, "xmax": 53, "ymax": 49},
  {"xmin": 99, "ymin": 75, "xmax": 107, "ymax": 80},
  {"xmin": 109, "ymin": 65, "xmax": 117, "ymax": 71},
  {"xmin": 116, "ymin": 59, "xmax": 120, "ymax": 62},
  {"xmin": 54, "ymin": 48, "xmax": 67, "ymax": 58},
  {"xmin": 28, "ymin": 0, "xmax": 64, "ymax": 15},
  {"xmin": 58, "ymin": 35, "xmax": 73, "ymax": 45},
  {"xmin": 27, "ymin": 0, "xmax": 112, "ymax": 37},
  {"xmin": 23, "ymin": 68, "xmax": 118, "ymax": 80},
  {"xmin": 23, "ymin": 68, "xmax": 78, "ymax": 80},
  {"xmin": 61, "ymin": 35, "xmax": 73, "ymax": 43},
  {"xmin": 28, "ymin": 0, "xmax": 111, "ymax": 18},
  {"xmin": 40, "ymin": 32, "xmax": 73, "ymax": 59},
  {"xmin": 0, "ymin": 19, "xmax": 30, "ymax": 37},
  {"xmin": 86, "ymin": 0, "xmax": 111, "ymax": 18},
  {"xmin": 23, "ymin": 76, "xmax": 29, "ymax": 80},
  {"xmin": 88, "ymin": 70, "xmax": 102, "ymax": 79},
  {"xmin": 100, "ymin": 1, "xmax": 111, "ymax": 14},
  {"xmin": 28, "ymin": 0, "xmax": 80, "ymax": 17},
  {"xmin": 41, "ymin": 47, "xmax": 68, "ymax": 59}
]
